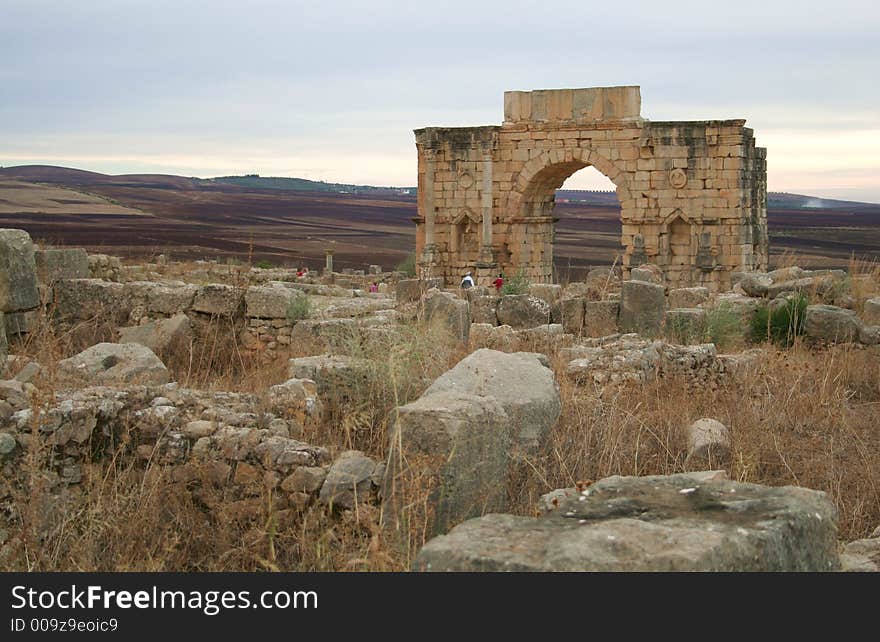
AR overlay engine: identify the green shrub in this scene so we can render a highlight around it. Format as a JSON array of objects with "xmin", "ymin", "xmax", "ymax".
[
  {"xmin": 286, "ymin": 295, "xmax": 312, "ymax": 322},
  {"xmin": 750, "ymin": 294, "xmax": 807, "ymax": 346},
  {"xmin": 500, "ymin": 269, "xmax": 530, "ymax": 296},
  {"xmin": 396, "ymin": 252, "xmax": 416, "ymax": 277},
  {"xmin": 704, "ymin": 303, "xmax": 744, "ymax": 350},
  {"xmin": 254, "ymin": 260, "xmax": 274, "ymax": 269},
  {"xmin": 666, "ymin": 312, "xmax": 706, "ymax": 345}
]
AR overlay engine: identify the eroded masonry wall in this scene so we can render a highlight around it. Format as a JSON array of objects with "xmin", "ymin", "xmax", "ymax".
[{"xmin": 414, "ymin": 86, "xmax": 768, "ymax": 291}]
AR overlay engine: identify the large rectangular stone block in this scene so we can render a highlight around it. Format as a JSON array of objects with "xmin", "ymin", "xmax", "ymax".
[
  {"xmin": 384, "ymin": 391, "xmax": 511, "ymax": 536},
  {"xmin": 583, "ymin": 300, "xmax": 620, "ymax": 337},
  {"xmin": 0, "ymin": 229, "xmax": 39, "ymax": 313},
  {"xmin": 619, "ymin": 280, "xmax": 665, "ymax": 337},
  {"xmin": 5, "ymin": 310, "xmax": 38, "ymax": 337},
  {"xmin": 415, "ymin": 473, "xmax": 841, "ymax": 572},
  {"xmin": 34, "ymin": 247, "xmax": 90, "ymax": 284}
]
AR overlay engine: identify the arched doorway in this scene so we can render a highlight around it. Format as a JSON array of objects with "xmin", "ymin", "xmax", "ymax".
[
  {"xmin": 554, "ymin": 165, "xmax": 621, "ymax": 281},
  {"xmin": 505, "ymin": 148, "xmax": 631, "ymax": 283}
]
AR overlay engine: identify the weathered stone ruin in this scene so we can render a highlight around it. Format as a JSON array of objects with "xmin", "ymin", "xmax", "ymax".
[
  {"xmin": 0, "ymin": 227, "xmax": 878, "ymax": 572},
  {"xmin": 414, "ymin": 86, "xmax": 768, "ymax": 291}
]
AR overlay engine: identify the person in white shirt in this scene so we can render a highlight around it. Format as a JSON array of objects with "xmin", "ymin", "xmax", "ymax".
[{"xmin": 460, "ymin": 271, "xmax": 475, "ymax": 290}]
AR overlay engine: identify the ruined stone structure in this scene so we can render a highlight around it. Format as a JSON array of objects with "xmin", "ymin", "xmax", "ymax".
[{"xmin": 414, "ymin": 86, "xmax": 768, "ymax": 290}]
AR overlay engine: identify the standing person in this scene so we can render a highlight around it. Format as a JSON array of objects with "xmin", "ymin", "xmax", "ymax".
[
  {"xmin": 493, "ymin": 272, "xmax": 504, "ymax": 292},
  {"xmin": 369, "ymin": 281, "xmax": 379, "ymax": 293},
  {"xmin": 460, "ymin": 271, "xmax": 475, "ymax": 291}
]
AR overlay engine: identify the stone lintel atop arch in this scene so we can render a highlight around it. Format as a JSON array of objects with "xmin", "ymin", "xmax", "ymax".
[{"xmin": 504, "ymin": 86, "xmax": 642, "ymax": 124}]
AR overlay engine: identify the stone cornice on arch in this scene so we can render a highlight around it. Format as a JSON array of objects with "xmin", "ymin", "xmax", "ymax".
[{"xmin": 506, "ymin": 147, "xmax": 631, "ymax": 217}]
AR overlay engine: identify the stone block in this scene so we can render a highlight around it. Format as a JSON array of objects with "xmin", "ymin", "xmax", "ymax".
[
  {"xmin": 583, "ymin": 300, "xmax": 619, "ymax": 336},
  {"xmin": 0, "ymin": 229, "xmax": 39, "ymax": 313},
  {"xmin": 191, "ymin": 284, "xmax": 243, "ymax": 316},
  {"xmin": 245, "ymin": 285, "xmax": 306, "ymax": 319},
  {"xmin": 34, "ymin": 248, "xmax": 90, "ymax": 284},
  {"xmin": 619, "ymin": 280, "xmax": 665, "ymax": 337},
  {"xmin": 415, "ymin": 473, "xmax": 840, "ymax": 571}
]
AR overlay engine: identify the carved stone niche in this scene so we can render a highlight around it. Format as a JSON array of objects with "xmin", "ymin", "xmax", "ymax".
[
  {"xmin": 695, "ymin": 232, "xmax": 717, "ymax": 271},
  {"xmin": 450, "ymin": 209, "xmax": 481, "ymax": 256},
  {"xmin": 630, "ymin": 234, "xmax": 647, "ymax": 267}
]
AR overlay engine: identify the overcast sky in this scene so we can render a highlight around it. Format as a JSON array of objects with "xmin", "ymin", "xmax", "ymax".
[{"xmin": 2, "ymin": 0, "xmax": 878, "ymax": 201}]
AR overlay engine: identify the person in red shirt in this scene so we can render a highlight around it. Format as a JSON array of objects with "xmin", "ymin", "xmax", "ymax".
[{"xmin": 493, "ymin": 273, "xmax": 504, "ymax": 292}]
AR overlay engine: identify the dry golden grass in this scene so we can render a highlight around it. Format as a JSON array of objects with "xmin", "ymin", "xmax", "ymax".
[
  {"xmin": 514, "ymin": 341, "xmax": 880, "ymax": 540},
  {"xmin": 2, "ymin": 306, "xmax": 879, "ymax": 571}
]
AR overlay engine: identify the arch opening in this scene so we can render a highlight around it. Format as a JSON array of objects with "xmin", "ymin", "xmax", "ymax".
[{"xmin": 518, "ymin": 163, "xmax": 623, "ymax": 281}]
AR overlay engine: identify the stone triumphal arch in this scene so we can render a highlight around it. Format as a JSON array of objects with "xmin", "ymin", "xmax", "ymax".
[{"xmin": 413, "ymin": 86, "xmax": 767, "ymax": 290}]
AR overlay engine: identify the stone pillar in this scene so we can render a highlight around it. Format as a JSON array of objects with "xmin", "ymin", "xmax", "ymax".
[
  {"xmin": 324, "ymin": 250, "xmax": 333, "ymax": 275},
  {"xmin": 419, "ymin": 154, "xmax": 439, "ymax": 276},
  {"xmin": 478, "ymin": 153, "xmax": 495, "ymax": 265},
  {"xmin": 423, "ymin": 155, "xmax": 436, "ymax": 249}
]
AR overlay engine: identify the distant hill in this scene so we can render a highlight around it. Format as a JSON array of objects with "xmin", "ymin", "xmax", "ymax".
[
  {"xmin": 0, "ymin": 165, "xmax": 875, "ymax": 209},
  {"xmin": 555, "ymin": 190, "xmax": 621, "ymax": 207},
  {"xmin": 208, "ymin": 174, "xmax": 416, "ymax": 196}
]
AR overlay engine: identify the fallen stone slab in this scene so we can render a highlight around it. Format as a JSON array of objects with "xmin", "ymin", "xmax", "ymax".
[
  {"xmin": 804, "ymin": 304, "xmax": 862, "ymax": 343},
  {"xmin": 144, "ymin": 282, "xmax": 199, "ymax": 315},
  {"xmin": 118, "ymin": 313, "xmax": 193, "ymax": 354},
  {"xmin": 415, "ymin": 472, "xmax": 840, "ymax": 571},
  {"xmin": 319, "ymin": 450, "xmax": 377, "ymax": 509},
  {"xmin": 51, "ymin": 279, "xmax": 131, "ymax": 323},
  {"xmin": 665, "ymin": 308, "xmax": 707, "ymax": 344},
  {"xmin": 551, "ymin": 297, "xmax": 585, "ymax": 335},
  {"xmin": 468, "ymin": 323, "xmax": 519, "ymax": 352},
  {"xmin": 864, "ymin": 297, "xmax": 880, "ymax": 326},
  {"xmin": 423, "ymin": 348, "xmax": 560, "ymax": 451},
  {"xmin": 528, "ymin": 283, "xmax": 562, "ymax": 305},
  {"xmin": 423, "ymin": 289, "xmax": 470, "ymax": 342},
  {"xmin": 469, "ymin": 295, "xmax": 500, "ymax": 325},
  {"xmin": 685, "ymin": 417, "xmax": 731, "ymax": 464},
  {"xmin": 583, "ymin": 300, "xmax": 619, "ymax": 337},
  {"xmin": 266, "ymin": 378, "xmax": 323, "ymax": 424},
  {"xmin": 840, "ymin": 537, "xmax": 880, "ymax": 572},
  {"xmin": 58, "ymin": 343, "xmax": 170, "ymax": 386}
]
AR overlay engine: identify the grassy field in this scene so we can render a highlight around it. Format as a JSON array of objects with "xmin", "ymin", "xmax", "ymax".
[{"xmin": 1, "ymin": 166, "xmax": 878, "ymax": 274}]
